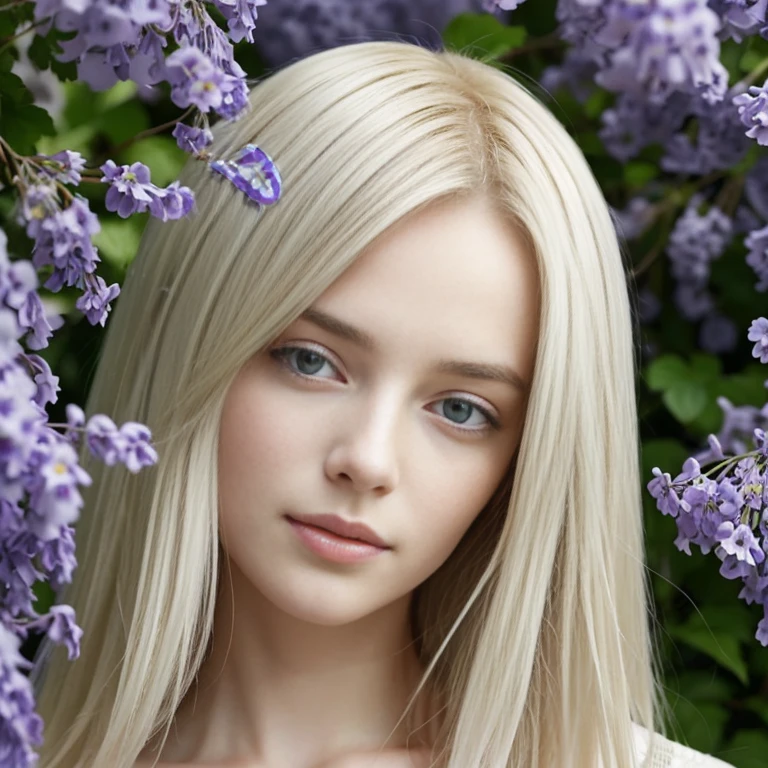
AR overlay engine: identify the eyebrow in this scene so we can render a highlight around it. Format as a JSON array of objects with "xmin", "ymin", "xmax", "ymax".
[{"xmin": 299, "ymin": 307, "xmax": 529, "ymax": 394}]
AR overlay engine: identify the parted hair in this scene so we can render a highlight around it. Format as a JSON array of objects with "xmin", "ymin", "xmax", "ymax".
[{"xmin": 31, "ymin": 40, "xmax": 663, "ymax": 767}]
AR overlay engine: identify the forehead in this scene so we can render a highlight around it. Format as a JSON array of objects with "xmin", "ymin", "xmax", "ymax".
[{"xmin": 310, "ymin": 195, "xmax": 540, "ymax": 383}]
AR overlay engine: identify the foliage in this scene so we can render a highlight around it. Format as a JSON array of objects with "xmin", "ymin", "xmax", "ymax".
[{"xmin": 1, "ymin": 0, "xmax": 767, "ymax": 766}]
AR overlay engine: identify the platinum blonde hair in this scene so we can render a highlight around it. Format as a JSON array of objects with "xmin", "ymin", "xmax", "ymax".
[{"xmin": 31, "ymin": 40, "xmax": 664, "ymax": 767}]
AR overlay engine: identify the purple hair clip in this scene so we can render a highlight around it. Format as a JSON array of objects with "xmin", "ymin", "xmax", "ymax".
[{"xmin": 209, "ymin": 144, "xmax": 282, "ymax": 206}]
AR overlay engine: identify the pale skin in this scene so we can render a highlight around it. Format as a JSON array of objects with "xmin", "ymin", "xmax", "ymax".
[{"xmin": 134, "ymin": 194, "xmax": 540, "ymax": 768}]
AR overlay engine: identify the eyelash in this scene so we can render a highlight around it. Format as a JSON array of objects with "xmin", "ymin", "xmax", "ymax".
[{"xmin": 269, "ymin": 343, "xmax": 501, "ymax": 434}]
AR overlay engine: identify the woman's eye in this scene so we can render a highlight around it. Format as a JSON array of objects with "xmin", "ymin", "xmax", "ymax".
[
  {"xmin": 270, "ymin": 345, "xmax": 340, "ymax": 379},
  {"xmin": 429, "ymin": 398, "xmax": 500, "ymax": 433}
]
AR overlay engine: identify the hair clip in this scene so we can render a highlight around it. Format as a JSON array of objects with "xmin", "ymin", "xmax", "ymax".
[{"xmin": 209, "ymin": 144, "xmax": 282, "ymax": 206}]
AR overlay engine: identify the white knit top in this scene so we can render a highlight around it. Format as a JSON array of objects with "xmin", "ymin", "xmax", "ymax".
[{"xmin": 633, "ymin": 723, "xmax": 735, "ymax": 767}]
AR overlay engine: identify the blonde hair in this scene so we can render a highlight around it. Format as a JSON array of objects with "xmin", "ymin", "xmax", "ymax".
[{"xmin": 31, "ymin": 40, "xmax": 664, "ymax": 767}]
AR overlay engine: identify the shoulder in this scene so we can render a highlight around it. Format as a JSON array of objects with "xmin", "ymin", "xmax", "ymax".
[{"xmin": 632, "ymin": 723, "xmax": 735, "ymax": 767}]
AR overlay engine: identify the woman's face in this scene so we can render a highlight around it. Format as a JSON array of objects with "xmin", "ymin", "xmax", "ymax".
[{"xmin": 218, "ymin": 195, "xmax": 539, "ymax": 626}]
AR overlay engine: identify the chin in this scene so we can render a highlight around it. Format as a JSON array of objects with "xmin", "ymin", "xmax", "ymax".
[{"xmin": 257, "ymin": 570, "xmax": 392, "ymax": 626}]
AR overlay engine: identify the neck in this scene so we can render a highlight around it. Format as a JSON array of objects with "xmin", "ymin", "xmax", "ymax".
[{"xmin": 139, "ymin": 555, "xmax": 439, "ymax": 768}]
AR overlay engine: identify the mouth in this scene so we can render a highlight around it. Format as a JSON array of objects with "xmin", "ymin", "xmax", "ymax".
[
  {"xmin": 285, "ymin": 513, "xmax": 390, "ymax": 549},
  {"xmin": 284, "ymin": 515, "xmax": 391, "ymax": 564}
]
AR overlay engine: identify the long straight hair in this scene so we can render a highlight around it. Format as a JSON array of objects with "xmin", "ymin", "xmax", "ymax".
[{"xmin": 31, "ymin": 40, "xmax": 663, "ymax": 767}]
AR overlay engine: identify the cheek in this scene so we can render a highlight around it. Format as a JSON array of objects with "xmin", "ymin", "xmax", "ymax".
[{"xmin": 401, "ymin": 458, "xmax": 507, "ymax": 577}]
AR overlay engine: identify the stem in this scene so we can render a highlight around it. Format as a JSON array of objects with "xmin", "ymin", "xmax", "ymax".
[
  {"xmin": 0, "ymin": 0, "xmax": 32, "ymax": 13},
  {"xmin": 498, "ymin": 31, "xmax": 565, "ymax": 63},
  {"xmin": 93, "ymin": 105, "xmax": 196, "ymax": 165},
  {"xmin": 0, "ymin": 17, "xmax": 48, "ymax": 52},
  {"xmin": 738, "ymin": 56, "xmax": 768, "ymax": 89},
  {"xmin": 629, "ymin": 171, "xmax": 728, "ymax": 278},
  {"xmin": 702, "ymin": 451, "xmax": 761, "ymax": 479},
  {"xmin": 714, "ymin": 174, "xmax": 746, "ymax": 217}
]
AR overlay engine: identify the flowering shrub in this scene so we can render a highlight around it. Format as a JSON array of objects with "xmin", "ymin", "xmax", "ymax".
[{"xmin": 2, "ymin": 0, "xmax": 768, "ymax": 765}]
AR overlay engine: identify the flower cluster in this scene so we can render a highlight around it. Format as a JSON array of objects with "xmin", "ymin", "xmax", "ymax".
[
  {"xmin": 647, "ymin": 318, "xmax": 768, "ymax": 645},
  {"xmin": 32, "ymin": 0, "xmax": 266, "ymax": 148},
  {"xmin": 0, "ymin": 227, "xmax": 159, "ymax": 764},
  {"xmin": 6, "ymin": 146, "xmax": 195, "ymax": 328}
]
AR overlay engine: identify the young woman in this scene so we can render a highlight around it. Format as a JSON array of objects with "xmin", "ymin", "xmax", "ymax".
[{"xmin": 30, "ymin": 40, "xmax": 734, "ymax": 768}]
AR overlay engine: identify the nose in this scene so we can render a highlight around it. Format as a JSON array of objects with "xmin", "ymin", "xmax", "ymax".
[{"xmin": 324, "ymin": 389, "xmax": 401, "ymax": 494}]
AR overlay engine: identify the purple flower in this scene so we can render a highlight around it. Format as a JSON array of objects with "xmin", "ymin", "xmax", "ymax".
[
  {"xmin": 100, "ymin": 161, "xmax": 195, "ymax": 222},
  {"xmin": 37, "ymin": 150, "xmax": 86, "ymax": 186},
  {"xmin": 711, "ymin": 0, "xmax": 768, "ymax": 42},
  {"xmin": 600, "ymin": 92, "xmax": 691, "ymax": 163},
  {"xmin": 250, "ymin": 0, "xmax": 488, "ymax": 69},
  {"xmin": 212, "ymin": 0, "xmax": 268, "ymax": 43},
  {"xmin": 667, "ymin": 196, "xmax": 733, "ymax": 283},
  {"xmin": 757, "ymin": 608, "xmax": 768, "ymax": 646},
  {"xmin": 483, "ymin": 0, "xmax": 527, "ymax": 9},
  {"xmin": 662, "ymin": 89, "xmax": 751, "ymax": 175},
  {"xmin": 25, "ymin": 353, "xmax": 60, "ymax": 409},
  {"xmin": 172, "ymin": 123, "xmax": 214, "ymax": 154},
  {"xmin": 747, "ymin": 317, "xmax": 768, "ymax": 362},
  {"xmin": 648, "ymin": 467, "xmax": 691, "ymax": 517},
  {"xmin": 147, "ymin": 181, "xmax": 196, "ymax": 221},
  {"xmin": 0, "ymin": 625, "xmax": 44, "ymax": 762},
  {"xmin": 716, "ymin": 521, "xmax": 765, "ymax": 566},
  {"xmin": 746, "ymin": 223, "xmax": 768, "ymax": 290},
  {"xmin": 734, "ymin": 81, "xmax": 768, "ymax": 145},
  {"xmin": 24, "ymin": 195, "xmax": 101, "ymax": 296},
  {"xmin": 75, "ymin": 275, "xmax": 121, "ymax": 327},
  {"xmin": 700, "ymin": 313, "xmax": 739, "ymax": 354},
  {"xmin": 166, "ymin": 45, "xmax": 227, "ymax": 113},
  {"xmin": 100, "ymin": 159, "xmax": 157, "ymax": 218},
  {"xmin": 594, "ymin": 0, "xmax": 728, "ymax": 105}
]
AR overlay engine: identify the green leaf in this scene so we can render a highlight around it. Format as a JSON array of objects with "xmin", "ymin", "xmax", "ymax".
[
  {"xmin": 641, "ymin": 438, "xmax": 689, "ymax": 482},
  {"xmin": 120, "ymin": 136, "xmax": 186, "ymax": 187},
  {"xmin": 443, "ymin": 13, "xmax": 527, "ymax": 61},
  {"xmin": 0, "ymin": 101, "xmax": 56, "ymax": 155},
  {"xmin": 623, "ymin": 161, "xmax": 658, "ymax": 187},
  {"xmin": 27, "ymin": 33, "xmax": 55, "ymax": 71},
  {"xmin": 664, "ymin": 697, "xmax": 728, "ymax": 756},
  {"xmin": 671, "ymin": 671, "xmax": 733, "ymax": 704},
  {"xmin": 92, "ymin": 216, "xmax": 146, "ymax": 268},
  {"xmin": 742, "ymin": 696, "xmax": 768, "ymax": 728},
  {"xmin": 668, "ymin": 615, "xmax": 749, "ymax": 684},
  {"xmin": 646, "ymin": 354, "xmax": 689, "ymax": 391},
  {"xmin": 663, "ymin": 381, "xmax": 709, "ymax": 423},
  {"xmin": 689, "ymin": 353, "xmax": 722, "ymax": 383},
  {"xmin": 723, "ymin": 730, "xmax": 768, "ymax": 768},
  {"xmin": 97, "ymin": 99, "xmax": 150, "ymax": 144},
  {"xmin": 739, "ymin": 49, "xmax": 766, "ymax": 74}
]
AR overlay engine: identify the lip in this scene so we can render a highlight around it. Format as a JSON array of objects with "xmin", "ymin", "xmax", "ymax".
[
  {"xmin": 286, "ymin": 513, "xmax": 390, "ymax": 548},
  {"xmin": 285, "ymin": 514, "xmax": 391, "ymax": 564}
]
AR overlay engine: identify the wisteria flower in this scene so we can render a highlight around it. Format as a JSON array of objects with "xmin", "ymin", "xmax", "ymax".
[
  {"xmin": 747, "ymin": 317, "xmax": 768, "ymax": 363},
  {"xmin": 716, "ymin": 521, "xmax": 765, "ymax": 566},
  {"xmin": 734, "ymin": 81, "xmax": 768, "ymax": 145}
]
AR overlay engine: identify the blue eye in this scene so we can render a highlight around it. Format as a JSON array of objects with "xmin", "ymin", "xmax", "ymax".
[
  {"xmin": 438, "ymin": 398, "xmax": 500, "ymax": 431},
  {"xmin": 269, "ymin": 344, "xmax": 501, "ymax": 434},
  {"xmin": 272, "ymin": 346, "xmax": 337, "ymax": 378}
]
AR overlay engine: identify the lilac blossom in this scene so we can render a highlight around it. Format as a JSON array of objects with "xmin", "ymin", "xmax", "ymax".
[
  {"xmin": 734, "ymin": 80, "xmax": 768, "ymax": 145},
  {"xmin": 745, "ymin": 223, "xmax": 768, "ymax": 291},
  {"xmin": 747, "ymin": 317, "xmax": 768, "ymax": 362},
  {"xmin": 586, "ymin": 0, "xmax": 729, "ymax": 105},
  {"xmin": 172, "ymin": 123, "xmax": 214, "ymax": 155},
  {"xmin": 100, "ymin": 160, "xmax": 195, "ymax": 221},
  {"xmin": 600, "ymin": 92, "xmax": 691, "ymax": 162},
  {"xmin": 710, "ymin": 0, "xmax": 768, "ymax": 42},
  {"xmin": 667, "ymin": 196, "xmax": 733, "ymax": 283},
  {"xmin": 250, "ymin": 0, "xmax": 488, "ymax": 67},
  {"xmin": 37, "ymin": 150, "xmax": 86, "ymax": 186},
  {"xmin": 699, "ymin": 313, "xmax": 739, "ymax": 354},
  {"xmin": 661, "ymin": 88, "xmax": 751, "ymax": 175},
  {"xmin": 213, "ymin": 0, "xmax": 268, "ymax": 43}
]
